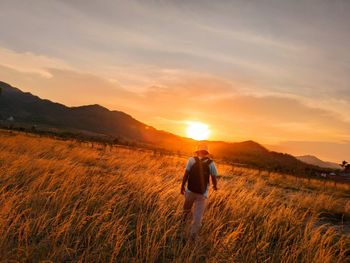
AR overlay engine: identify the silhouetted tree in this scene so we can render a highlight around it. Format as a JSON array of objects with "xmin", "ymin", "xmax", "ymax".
[
  {"xmin": 340, "ymin": 161, "xmax": 350, "ymax": 173},
  {"xmin": 341, "ymin": 160, "xmax": 348, "ymax": 168}
]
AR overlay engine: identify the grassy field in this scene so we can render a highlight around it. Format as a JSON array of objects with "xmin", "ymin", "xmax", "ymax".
[{"xmin": 0, "ymin": 130, "xmax": 349, "ymax": 262}]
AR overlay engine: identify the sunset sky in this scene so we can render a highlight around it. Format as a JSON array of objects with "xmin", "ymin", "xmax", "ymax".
[{"xmin": 0, "ymin": 0, "xmax": 350, "ymax": 162}]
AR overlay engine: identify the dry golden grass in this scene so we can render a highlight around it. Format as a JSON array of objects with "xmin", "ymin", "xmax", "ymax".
[{"xmin": 0, "ymin": 130, "xmax": 349, "ymax": 262}]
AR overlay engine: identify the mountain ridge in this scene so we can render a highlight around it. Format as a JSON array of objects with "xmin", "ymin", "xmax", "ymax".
[{"xmin": 0, "ymin": 81, "xmax": 331, "ymax": 175}]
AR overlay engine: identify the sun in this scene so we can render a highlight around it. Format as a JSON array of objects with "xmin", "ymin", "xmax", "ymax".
[{"xmin": 186, "ymin": 121, "xmax": 210, "ymax": 141}]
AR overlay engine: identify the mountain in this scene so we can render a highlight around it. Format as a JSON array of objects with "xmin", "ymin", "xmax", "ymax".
[
  {"xmin": 296, "ymin": 155, "xmax": 341, "ymax": 170},
  {"xmin": 0, "ymin": 81, "xmax": 168, "ymax": 141},
  {"xmin": 0, "ymin": 81, "xmax": 329, "ymax": 175}
]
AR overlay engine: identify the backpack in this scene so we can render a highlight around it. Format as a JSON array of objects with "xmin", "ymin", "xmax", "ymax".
[{"xmin": 187, "ymin": 157, "xmax": 213, "ymax": 194}]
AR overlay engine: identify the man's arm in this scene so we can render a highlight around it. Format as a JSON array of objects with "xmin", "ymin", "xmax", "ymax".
[
  {"xmin": 210, "ymin": 161, "xmax": 218, "ymax": 191},
  {"xmin": 181, "ymin": 157, "xmax": 194, "ymax": 194},
  {"xmin": 181, "ymin": 170, "xmax": 189, "ymax": 194},
  {"xmin": 211, "ymin": 175, "xmax": 218, "ymax": 191}
]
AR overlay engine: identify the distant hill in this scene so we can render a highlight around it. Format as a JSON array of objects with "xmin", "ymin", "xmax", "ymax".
[
  {"xmin": 0, "ymin": 81, "xmax": 329, "ymax": 175},
  {"xmin": 296, "ymin": 155, "xmax": 341, "ymax": 170}
]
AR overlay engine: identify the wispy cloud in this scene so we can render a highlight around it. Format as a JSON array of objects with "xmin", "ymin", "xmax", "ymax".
[{"xmin": 0, "ymin": 47, "xmax": 71, "ymax": 78}]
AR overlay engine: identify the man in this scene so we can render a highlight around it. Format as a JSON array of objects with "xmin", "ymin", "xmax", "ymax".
[{"xmin": 180, "ymin": 143, "xmax": 218, "ymax": 240}]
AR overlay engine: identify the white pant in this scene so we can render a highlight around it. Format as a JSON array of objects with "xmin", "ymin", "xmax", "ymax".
[{"xmin": 183, "ymin": 191, "xmax": 207, "ymax": 236}]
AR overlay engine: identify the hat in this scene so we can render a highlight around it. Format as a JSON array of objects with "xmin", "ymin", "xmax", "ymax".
[{"xmin": 195, "ymin": 143, "xmax": 209, "ymax": 154}]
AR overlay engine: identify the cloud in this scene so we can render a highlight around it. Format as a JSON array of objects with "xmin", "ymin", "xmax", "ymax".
[
  {"xmin": 0, "ymin": 47, "xmax": 71, "ymax": 78},
  {"xmin": 1, "ymin": 0, "xmax": 349, "ymax": 107},
  {"xmin": 1, "ymin": 0, "xmax": 349, "ymax": 100}
]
